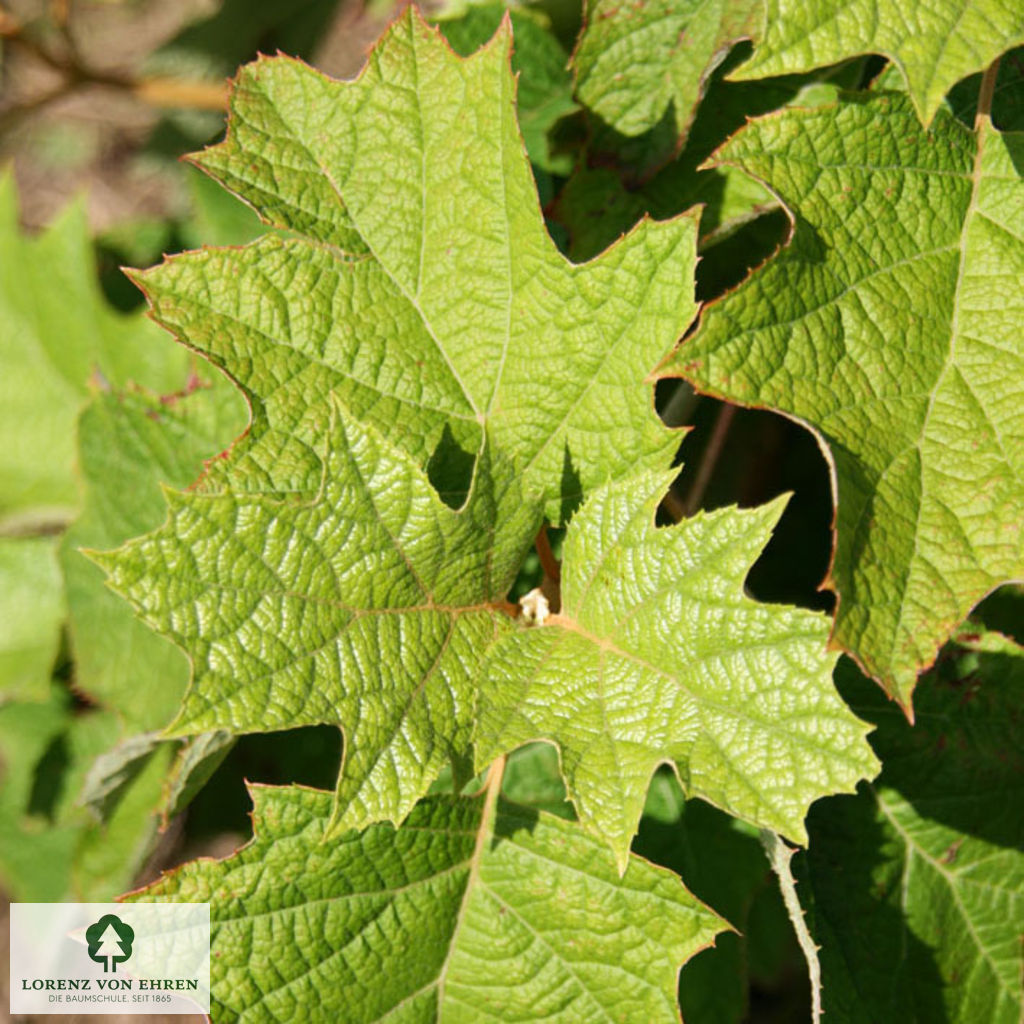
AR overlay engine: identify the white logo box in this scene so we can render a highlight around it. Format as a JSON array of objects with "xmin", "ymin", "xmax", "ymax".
[{"xmin": 10, "ymin": 903, "xmax": 211, "ymax": 1016}]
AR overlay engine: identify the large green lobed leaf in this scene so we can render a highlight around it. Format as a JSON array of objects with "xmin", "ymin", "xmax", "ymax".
[
  {"xmin": 666, "ymin": 94, "xmax": 1024, "ymax": 708},
  {"xmin": 132, "ymin": 785, "xmax": 725, "ymax": 1022},
  {"xmin": 135, "ymin": 9, "xmax": 698, "ymax": 523},
  {"xmin": 99, "ymin": 10, "xmax": 880, "ymax": 862},
  {"xmin": 99, "ymin": 404, "xmax": 878, "ymax": 862},
  {"xmin": 476, "ymin": 470, "xmax": 879, "ymax": 865}
]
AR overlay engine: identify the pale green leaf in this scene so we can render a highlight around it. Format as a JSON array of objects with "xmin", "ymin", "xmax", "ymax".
[
  {"xmin": 133, "ymin": 785, "xmax": 725, "ymax": 1022},
  {"xmin": 96, "ymin": 405, "xmax": 539, "ymax": 836},
  {"xmin": 0, "ymin": 173, "xmax": 187, "ymax": 524},
  {"xmin": 0, "ymin": 689, "xmax": 79, "ymax": 899},
  {"xmin": 78, "ymin": 730, "xmax": 163, "ymax": 821},
  {"xmin": 61, "ymin": 382, "xmax": 246, "ymax": 731},
  {"xmin": 0, "ymin": 686, "xmax": 172, "ymax": 901},
  {"xmin": 0, "ymin": 537, "xmax": 64, "ymax": 703},
  {"xmin": 72, "ymin": 737, "xmax": 173, "ymax": 902},
  {"xmin": 474, "ymin": 470, "xmax": 880, "ymax": 866},
  {"xmin": 572, "ymin": 0, "xmax": 760, "ymax": 142},
  {"xmin": 665, "ymin": 95, "xmax": 1024, "ymax": 708},
  {"xmin": 139, "ymin": 9, "xmax": 698, "ymax": 522},
  {"xmin": 797, "ymin": 633, "xmax": 1024, "ymax": 1022},
  {"xmin": 161, "ymin": 729, "xmax": 237, "ymax": 822},
  {"xmin": 735, "ymin": 0, "xmax": 1024, "ymax": 124}
]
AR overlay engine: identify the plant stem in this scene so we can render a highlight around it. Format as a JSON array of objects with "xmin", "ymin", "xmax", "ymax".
[
  {"xmin": 684, "ymin": 401, "xmax": 736, "ymax": 515},
  {"xmin": 479, "ymin": 754, "xmax": 506, "ymax": 808},
  {"xmin": 760, "ymin": 830, "xmax": 822, "ymax": 1024},
  {"xmin": 534, "ymin": 526, "xmax": 560, "ymax": 583},
  {"xmin": 975, "ymin": 58, "xmax": 1001, "ymax": 130}
]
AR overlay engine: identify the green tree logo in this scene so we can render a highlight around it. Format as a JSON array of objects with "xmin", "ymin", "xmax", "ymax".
[{"xmin": 86, "ymin": 914, "xmax": 134, "ymax": 973}]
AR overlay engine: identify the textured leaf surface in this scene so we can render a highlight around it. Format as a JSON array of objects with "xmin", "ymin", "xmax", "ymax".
[
  {"xmin": 475, "ymin": 470, "xmax": 880, "ymax": 865},
  {"xmin": 98, "ymin": 406, "xmax": 539, "ymax": 834},
  {"xmin": 797, "ymin": 634, "xmax": 1024, "ymax": 1022},
  {"xmin": 134, "ymin": 785, "xmax": 725, "ymax": 1022},
  {"xmin": 666, "ymin": 95, "xmax": 1024, "ymax": 707},
  {"xmin": 573, "ymin": 0, "xmax": 759, "ymax": 142},
  {"xmin": 0, "ymin": 174, "xmax": 186, "ymax": 524},
  {"xmin": 100, "ymin": 406, "xmax": 878, "ymax": 857},
  {"xmin": 62, "ymin": 383, "xmax": 245, "ymax": 730},
  {"xmin": 138, "ymin": 9, "xmax": 698, "ymax": 521},
  {"xmin": 438, "ymin": 4, "xmax": 577, "ymax": 173},
  {"xmin": 0, "ymin": 537, "xmax": 64, "ymax": 703},
  {"xmin": 736, "ymin": 0, "xmax": 1024, "ymax": 123}
]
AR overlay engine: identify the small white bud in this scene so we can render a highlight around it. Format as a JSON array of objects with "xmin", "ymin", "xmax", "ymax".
[{"xmin": 518, "ymin": 587, "xmax": 550, "ymax": 626}]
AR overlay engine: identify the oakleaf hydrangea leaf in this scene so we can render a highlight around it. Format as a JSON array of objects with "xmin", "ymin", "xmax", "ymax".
[
  {"xmin": 95, "ymin": 404, "xmax": 540, "ymax": 835},
  {"xmin": 572, "ymin": 0, "xmax": 760, "ymax": 143},
  {"xmin": 97, "ymin": 406, "xmax": 877, "ymax": 858},
  {"xmin": 132, "ymin": 785, "xmax": 726, "ymax": 1022},
  {"xmin": 664, "ymin": 95, "xmax": 1024, "ymax": 709},
  {"xmin": 134, "ymin": 9, "xmax": 698, "ymax": 521},
  {"xmin": 735, "ymin": 0, "xmax": 1024, "ymax": 124},
  {"xmin": 475, "ymin": 470, "xmax": 880, "ymax": 867},
  {"xmin": 0, "ymin": 173, "xmax": 186, "ymax": 525},
  {"xmin": 62, "ymin": 382, "xmax": 245, "ymax": 731},
  {"xmin": 797, "ymin": 633, "xmax": 1024, "ymax": 1022}
]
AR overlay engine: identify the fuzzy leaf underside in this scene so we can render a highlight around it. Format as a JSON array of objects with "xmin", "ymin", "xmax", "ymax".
[
  {"xmin": 132, "ymin": 786, "xmax": 725, "ymax": 1023},
  {"xmin": 573, "ymin": 0, "xmax": 760, "ymax": 142},
  {"xmin": 799, "ymin": 634, "xmax": 1024, "ymax": 1022},
  {"xmin": 137, "ymin": 9, "xmax": 698, "ymax": 523},
  {"xmin": 476, "ymin": 471, "xmax": 880, "ymax": 865},
  {"xmin": 735, "ymin": 0, "xmax": 1024, "ymax": 124},
  {"xmin": 667, "ymin": 95, "xmax": 1024, "ymax": 708},
  {"xmin": 97, "ymin": 406, "xmax": 538, "ymax": 835}
]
